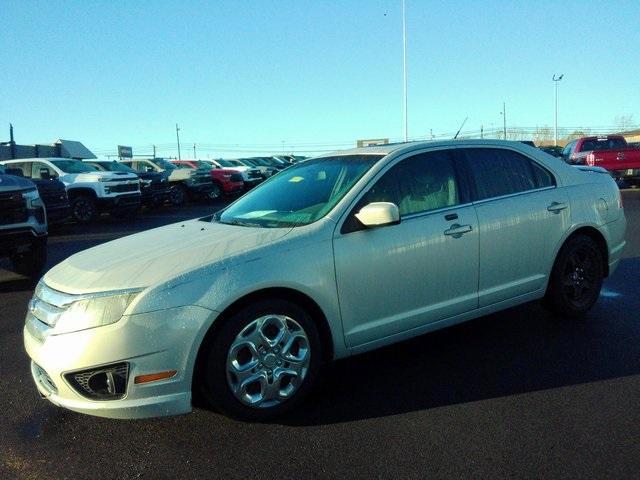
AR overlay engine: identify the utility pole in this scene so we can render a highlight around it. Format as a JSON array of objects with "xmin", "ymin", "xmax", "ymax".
[
  {"xmin": 480, "ymin": 125, "xmax": 484, "ymax": 139},
  {"xmin": 553, "ymin": 74, "xmax": 564, "ymax": 146},
  {"xmin": 152, "ymin": 145, "xmax": 156, "ymax": 158},
  {"xmin": 176, "ymin": 124, "xmax": 181, "ymax": 160},
  {"xmin": 430, "ymin": 128, "xmax": 433, "ymax": 140},
  {"xmin": 502, "ymin": 102, "xmax": 507, "ymax": 139},
  {"xmin": 402, "ymin": 0, "xmax": 408, "ymax": 142},
  {"xmin": 193, "ymin": 143, "xmax": 196, "ymax": 159}
]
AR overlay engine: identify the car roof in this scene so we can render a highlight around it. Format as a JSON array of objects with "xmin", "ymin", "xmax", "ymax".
[{"xmin": 315, "ymin": 139, "xmax": 540, "ymax": 158}]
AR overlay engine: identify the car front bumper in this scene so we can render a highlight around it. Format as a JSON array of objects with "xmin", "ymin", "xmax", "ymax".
[
  {"xmin": 97, "ymin": 193, "xmax": 142, "ymax": 211},
  {"xmin": 24, "ymin": 304, "xmax": 215, "ymax": 419}
]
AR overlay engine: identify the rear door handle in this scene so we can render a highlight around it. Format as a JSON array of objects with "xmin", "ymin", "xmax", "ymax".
[
  {"xmin": 444, "ymin": 224, "xmax": 472, "ymax": 238},
  {"xmin": 547, "ymin": 201, "xmax": 567, "ymax": 213}
]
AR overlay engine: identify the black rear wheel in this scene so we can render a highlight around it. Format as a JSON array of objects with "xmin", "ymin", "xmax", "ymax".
[
  {"xmin": 71, "ymin": 195, "xmax": 97, "ymax": 223},
  {"xmin": 544, "ymin": 235, "xmax": 604, "ymax": 317},
  {"xmin": 170, "ymin": 184, "xmax": 186, "ymax": 206}
]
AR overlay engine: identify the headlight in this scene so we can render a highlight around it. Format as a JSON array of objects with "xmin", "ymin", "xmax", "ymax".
[
  {"xmin": 22, "ymin": 188, "xmax": 44, "ymax": 208},
  {"xmin": 31, "ymin": 284, "xmax": 142, "ymax": 334}
]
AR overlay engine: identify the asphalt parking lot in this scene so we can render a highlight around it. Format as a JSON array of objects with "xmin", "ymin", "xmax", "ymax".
[{"xmin": 1, "ymin": 191, "xmax": 639, "ymax": 480}]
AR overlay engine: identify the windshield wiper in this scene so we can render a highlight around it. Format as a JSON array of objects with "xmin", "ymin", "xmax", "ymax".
[{"xmin": 220, "ymin": 218, "xmax": 263, "ymax": 228}]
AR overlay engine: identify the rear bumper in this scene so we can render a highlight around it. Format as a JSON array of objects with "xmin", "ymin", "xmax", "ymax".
[
  {"xmin": 141, "ymin": 186, "xmax": 172, "ymax": 205},
  {"xmin": 186, "ymin": 183, "xmax": 215, "ymax": 197},
  {"xmin": 222, "ymin": 181, "xmax": 244, "ymax": 194}
]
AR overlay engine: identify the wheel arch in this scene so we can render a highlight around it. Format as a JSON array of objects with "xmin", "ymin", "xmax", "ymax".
[
  {"xmin": 192, "ymin": 287, "xmax": 334, "ymax": 391},
  {"xmin": 554, "ymin": 225, "xmax": 609, "ymax": 277}
]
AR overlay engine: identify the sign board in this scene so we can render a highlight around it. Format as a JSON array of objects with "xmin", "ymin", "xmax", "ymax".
[
  {"xmin": 356, "ymin": 138, "xmax": 389, "ymax": 148},
  {"xmin": 118, "ymin": 145, "xmax": 133, "ymax": 158}
]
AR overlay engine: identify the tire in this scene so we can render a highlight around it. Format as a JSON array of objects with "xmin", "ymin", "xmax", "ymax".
[
  {"xmin": 71, "ymin": 195, "xmax": 97, "ymax": 224},
  {"xmin": 169, "ymin": 184, "xmax": 186, "ymax": 206},
  {"xmin": 197, "ymin": 299, "xmax": 322, "ymax": 421},
  {"xmin": 208, "ymin": 183, "xmax": 222, "ymax": 200},
  {"xmin": 11, "ymin": 238, "xmax": 47, "ymax": 277},
  {"xmin": 544, "ymin": 235, "xmax": 604, "ymax": 317}
]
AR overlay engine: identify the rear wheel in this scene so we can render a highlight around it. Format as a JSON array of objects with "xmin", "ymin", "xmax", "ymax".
[
  {"xmin": 208, "ymin": 183, "xmax": 222, "ymax": 200},
  {"xmin": 71, "ymin": 195, "xmax": 97, "ymax": 223},
  {"xmin": 169, "ymin": 184, "xmax": 187, "ymax": 206},
  {"xmin": 544, "ymin": 235, "xmax": 604, "ymax": 317},
  {"xmin": 11, "ymin": 239, "xmax": 47, "ymax": 277},
  {"xmin": 197, "ymin": 299, "xmax": 322, "ymax": 421}
]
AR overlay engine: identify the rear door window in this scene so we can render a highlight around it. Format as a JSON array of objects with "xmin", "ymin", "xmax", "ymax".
[{"xmin": 457, "ymin": 148, "xmax": 555, "ymax": 201}]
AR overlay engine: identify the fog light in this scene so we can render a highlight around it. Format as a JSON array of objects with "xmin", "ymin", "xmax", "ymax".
[{"xmin": 65, "ymin": 362, "xmax": 129, "ymax": 400}]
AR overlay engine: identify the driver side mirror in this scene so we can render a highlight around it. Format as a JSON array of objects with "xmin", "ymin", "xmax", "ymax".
[
  {"xmin": 146, "ymin": 166, "xmax": 155, "ymax": 172},
  {"xmin": 355, "ymin": 202, "xmax": 400, "ymax": 228}
]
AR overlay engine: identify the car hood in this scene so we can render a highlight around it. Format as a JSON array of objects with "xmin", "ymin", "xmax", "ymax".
[
  {"xmin": 0, "ymin": 174, "xmax": 36, "ymax": 192},
  {"xmin": 43, "ymin": 219, "xmax": 292, "ymax": 294}
]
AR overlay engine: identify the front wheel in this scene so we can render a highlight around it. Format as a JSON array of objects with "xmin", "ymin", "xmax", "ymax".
[
  {"xmin": 544, "ymin": 235, "xmax": 604, "ymax": 317},
  {"xmin": 70, "ymin": 195, "xmax": 97, "ymax": 224},
  {"xmin": 197, "ymin": 299, "xmax": 322, "ymax": 421}
]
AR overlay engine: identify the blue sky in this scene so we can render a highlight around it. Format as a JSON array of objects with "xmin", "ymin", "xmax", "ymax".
[{"xmin": 1, "ymin": 0, "xmax": 638, "ymax": 158}]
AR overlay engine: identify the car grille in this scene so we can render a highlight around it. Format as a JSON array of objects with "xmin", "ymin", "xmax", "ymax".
[
  {"xmin": 106, "ymin": 182, "xmax": 139, "ymax": 193},
  {"xmin": 0, "ymin": 191, "xmax": 28, "ymax": 225},
  {"xmin": 230, "ymin": 173, "xmax": 243, "ymax": 182}
]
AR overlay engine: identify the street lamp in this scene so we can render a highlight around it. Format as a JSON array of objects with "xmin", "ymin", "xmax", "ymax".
[
  {"xmin": 402, "ymin": 0, "xmax": 408, "ymax": 142},
  {"xmin": 553, "ymin": 74, "xmax": 564, "ymax": 146}
]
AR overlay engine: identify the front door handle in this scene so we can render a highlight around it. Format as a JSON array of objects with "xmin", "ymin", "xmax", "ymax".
[
  {"xmin": 444, "ymin": 223, "xmax": 472, "ymax": 238},
  {"xmin": 547, "ymin": 201, "xmax": 567, "ymax": 213}
]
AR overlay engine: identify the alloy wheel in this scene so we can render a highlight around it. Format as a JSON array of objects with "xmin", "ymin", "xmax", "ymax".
[{"xmin": 226, "ymin": 314, "xmax": 310, "ymax": 408}]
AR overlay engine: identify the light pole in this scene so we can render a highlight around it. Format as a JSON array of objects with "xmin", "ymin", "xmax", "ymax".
[
  {"xmin": 500, "ymin": 102, "xmax": 507, "ymax": 139},
  {"xmin": 176, "ymin": 124, "xmax": 181, "ymax": 160},
  {"xmin": 402, "ymin": 0, "xmax": 408, "ymax": 142},
  {"xmin": 553, "ymin": 74, "xmax": 564, "ymax": 146}
]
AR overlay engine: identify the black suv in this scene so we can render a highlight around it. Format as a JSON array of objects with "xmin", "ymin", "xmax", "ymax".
[
  {"xmin": 0, "ymin": 165, "xmax": 48, "ymax": 276},
  {"xmin": 3, "ymin": 165, "xmax": 70, "ymax": 225}
]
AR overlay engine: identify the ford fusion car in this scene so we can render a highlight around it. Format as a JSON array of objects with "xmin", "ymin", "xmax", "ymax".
[{"xmin": 24, "ymin": 140, "xmax": 626, "ymax": 421}]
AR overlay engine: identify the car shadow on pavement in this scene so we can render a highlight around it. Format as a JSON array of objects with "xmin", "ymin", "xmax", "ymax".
[{"xmin": 281, "ymin": 257, "xmax": 640, "ymax": 426}]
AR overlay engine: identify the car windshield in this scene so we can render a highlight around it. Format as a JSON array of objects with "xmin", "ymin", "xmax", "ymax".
[
  {"xmin": 240, "ymin": 159, "xmax": 259, "ymax": 167},
  {"xmin": 217, "ymin": 154, "xmax": 382, "ymax": 228},
  {"xmin": 195, "ymin": 161, "xmax": 215, "ymax": 169},
  {"xmin": 154, "ymin": 159, "xmax": 177, "ymax": 170},
  {"xmin": 217, "ymin": 159, "xmax": 235, "ymax": 167},
  {"xmin": 51, "ymin": 160, "xmax": 97, "ymax": 173},
  {"xmin": 90, "ymin": 161, "xmax": 136, "ymax": 173}
]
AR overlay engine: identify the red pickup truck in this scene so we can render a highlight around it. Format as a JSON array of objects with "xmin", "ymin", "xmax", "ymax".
[
  {"xmin": 171, "ymin": 160, "xmax": 244, "ymax": 198},
  {"xmin": 562, "ymin": 135, "xmax": 640, "ymax": 185}
]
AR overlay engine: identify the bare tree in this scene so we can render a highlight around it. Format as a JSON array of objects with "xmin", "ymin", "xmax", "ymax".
[{"xmin": 614, "ymin": 114, "xmax": 635, "ymax": 131}]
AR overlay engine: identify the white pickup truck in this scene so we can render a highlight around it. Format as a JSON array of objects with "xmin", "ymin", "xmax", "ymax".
[{"xmin": 0, "ymin": 158, "xmax": 141, "ymax": 223}]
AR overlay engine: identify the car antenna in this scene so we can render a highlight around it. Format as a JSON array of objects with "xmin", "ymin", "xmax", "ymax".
[{"xmin": 453, "ymin": 117, "xmax": 468, "ymax": 139}]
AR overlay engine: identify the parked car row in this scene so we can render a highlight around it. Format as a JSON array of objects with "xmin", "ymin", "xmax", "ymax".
[
  {"xmin": 0, "ymin": 153, "xmax": 306, "ymax": 277},
  {"xmin": 559, "ymin": 135, "xmax": 640, "ymax": 186}
]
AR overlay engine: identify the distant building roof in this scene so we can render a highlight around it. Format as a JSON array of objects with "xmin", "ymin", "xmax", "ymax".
[{"xmin": 53, "ymin": 139, "xmax": 96, "ymax": 159}]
